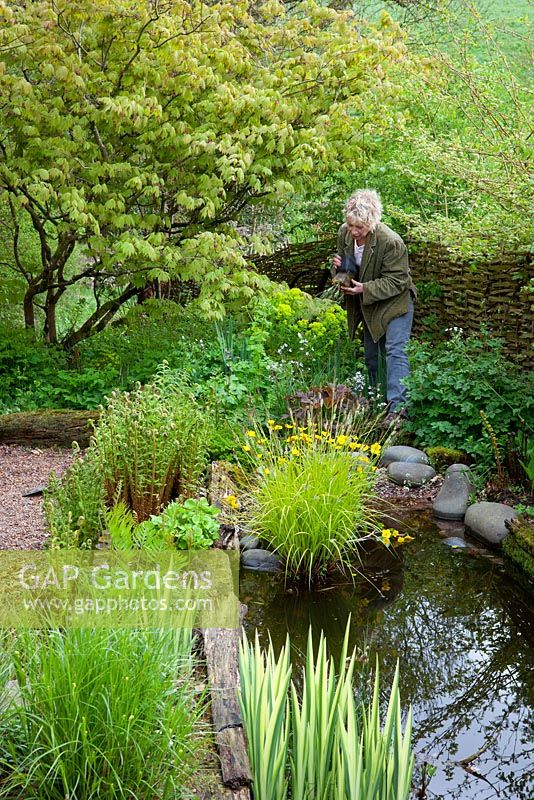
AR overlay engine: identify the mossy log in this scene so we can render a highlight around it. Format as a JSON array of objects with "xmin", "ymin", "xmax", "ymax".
[
  {"xmin": 503, "ymin": 517, "xmax": 534, "ymax": 582},
  {"xmin": 0, "ymin": 409, "xmax": 100, "ymax": 448}
]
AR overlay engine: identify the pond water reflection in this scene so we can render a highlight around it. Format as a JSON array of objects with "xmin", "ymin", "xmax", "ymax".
[{"xmin": 240, "ymin": 512, "xmax": 534, "ymax": 800}]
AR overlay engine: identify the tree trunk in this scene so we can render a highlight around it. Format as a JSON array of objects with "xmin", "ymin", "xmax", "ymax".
[
  {"xmin": 0, "ymin": 410, "xmax": 100, "ymax": 448},
  {"xmin": 23, "ymin": 288, "xmax": 36, "ymax": 330},
  {"xmin": 44, "ymin": 286, "xmax": 57, "ymax": 344}
]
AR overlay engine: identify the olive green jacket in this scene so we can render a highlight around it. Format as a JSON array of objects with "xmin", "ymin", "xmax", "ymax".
[{"xmin": 335, "ymin": 222, "xmax": 416, "ymax": 343}]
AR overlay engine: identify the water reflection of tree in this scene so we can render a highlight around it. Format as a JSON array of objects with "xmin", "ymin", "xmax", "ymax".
[
  {"xmin": 364, "ymin": 530, "xmax": 534, "ymax": 800},
  {"xmin": 240, "ymin": 523, "xmax": 534, "ymax": 800}
]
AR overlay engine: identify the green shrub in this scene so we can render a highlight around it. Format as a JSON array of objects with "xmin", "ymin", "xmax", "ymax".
[
  {"xmin": 426, "ymin": 446, "xmax": 468, "ymax": 472},
  {"xmin": 0, "ymin": 628, "xmax": 203, "ymax": 800},
  {"xmin": 108, "ymin": 498, "xmax": 220, "ymax": 550},
  {"xmin": 404, "ymin": 333, "xmax": 534, "ymax": 466},
  {"xmin": 249, "ymin": 286, "xmax": 358, "ymax": 385},
  {"xmin": 91, "ymin": 380, "xmax": 208, "ymax": 521},
  {"xmin": 44, "ymin": 445, "xmax": 106, "ymax": 549},
  {"xmin": 44, "ymin": 378, "xmax": 210, "ymax": 545},
  {"xmin": 239, "ymin": 622, "xmax": 414, "ymax": 800}
]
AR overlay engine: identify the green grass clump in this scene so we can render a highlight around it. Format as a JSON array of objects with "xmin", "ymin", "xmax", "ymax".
[
  {"xmin": 0, "ymin": 628, "xmax": 204, "ymax": 800},
  {"xmin": 248, "ymin": 424, "xmax": 380, "ymax": 585}
]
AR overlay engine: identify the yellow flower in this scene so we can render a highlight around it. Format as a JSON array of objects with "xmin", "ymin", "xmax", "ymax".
[
  {"xmin": 396, "ymin": 534, "xmax": 414, "ymax": 545},
  {"xmin": 357, "ymin": 466, "xmax": 364, "ymax": 474},
  {"xmin": 381, "ymin": 528, "xmax": 393, "ymax": 544},
  {"xmin": 245, "ymin": 430, "xmax": 256, "ymax": 438},
  {"xmin": 267, "ymin": 419, "xmax": 276, "ymax": 426},
  {"xmin": 381, "ymin": 579, "xmax": 391, "ymax": 591},
  {"xmin": 242, "ymin": 444, "xmax": 252, "ymax": 453},
  {"xmin": 349, "ymin": 442, "xmax": 359, "ymax": 450},
  {"xmin": 263, "ymin": 468, "xmax": 271, "ymax": 476},
  {"xmin": 223, "ymin": 495, "xmax": 240, "ymax": 510},
  {"xmin": 370, "ymin": 442, "xmax": 382, "ymax": 456},
  {"xmin": 277, "ymin": 456, "xmax": 288, "ymax": 464},
  {"xmin": 336, "ymin": 435, "xmax": 348, "ymax": 446},
  {"xmin": 285, "ymin": 423, "xmax": 294, "ymax": 430},
  {"xmin": 274, "ymin": 424, "xmax": 283, "ymax": 431}
]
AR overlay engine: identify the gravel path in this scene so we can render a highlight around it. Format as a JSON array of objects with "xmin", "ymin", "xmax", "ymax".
[
  {"xmin": 0, "ymin": 445, "xmax": 72, "ymax": 550},
  {"xmin": 0, "ymin": 445, "xmax": 444, "ymax": 550}
]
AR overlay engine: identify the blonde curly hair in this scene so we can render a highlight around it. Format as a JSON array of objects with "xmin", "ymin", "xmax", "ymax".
[{"xmin": 344, "ymin": 189, "xmax": 383, "ymax": 232}]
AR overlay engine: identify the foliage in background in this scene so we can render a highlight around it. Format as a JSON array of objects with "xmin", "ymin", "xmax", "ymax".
[
  {"xmin": 0, "ymin": 628, "xmax": 203, "ymax": 800},
  {"xmin": 245, "ymin": 420, "xmax": 382, "ymax": 584},
  {"xmin": 0, "ymin": 293, "xmax": 361, "ymax": 426},
  {"xmin": 0, "ymin": 0, "xmax": 412, "ymax": 344},
  {"xmin": 404, "ymin": 333, "xmax": 534, "ymax": 467},
  {"xmin": 277, "ymin": 1, "xmax": 533, "ymax": 264},
  {"xmin": 239, "ymin": 622, "xmax": 414, "ymax": 800}
]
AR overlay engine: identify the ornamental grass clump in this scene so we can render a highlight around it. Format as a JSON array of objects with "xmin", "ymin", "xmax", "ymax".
[
  {"xmin": 0, "ymin": 628, "xmax": 204, "ymax": 800},
  {"xmin": 245, "ymin": 420, "xmax": 381, "ymax": 584},
  {"xmin": 238, "ymin": 621, "xmax": 414, "ymax": 800}
]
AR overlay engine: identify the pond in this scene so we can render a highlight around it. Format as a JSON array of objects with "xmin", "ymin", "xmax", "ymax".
[{"xmin": 240, "ymin": 511, "xmax": 534, "ymax": 800}]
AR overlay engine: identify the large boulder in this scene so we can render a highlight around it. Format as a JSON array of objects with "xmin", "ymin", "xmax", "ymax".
[
  {"xmin": 433, "ymin": 464, "xmax": 474, "ymax": 520},
  {"xmin": 464, "ymin": 502, "xmax": 518, "ymax": 547},
  {"xmin": 387, "ymin": 462, "xmax": 436, "ymax": 487},
  {"xmin": 380, "ymin": 445, "xmax": 430, "ymax": 467}
]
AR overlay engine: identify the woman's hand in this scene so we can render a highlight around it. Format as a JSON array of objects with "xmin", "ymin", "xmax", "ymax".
[
  {"xmin": 341, "ymin": 279, "xmax": 364, "ymax": 295},
  {"xmin": 332, "ymin": 254, "xmax": 342, "ymax": 270}
]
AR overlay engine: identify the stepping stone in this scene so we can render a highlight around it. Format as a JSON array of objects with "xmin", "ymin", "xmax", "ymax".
[
  {"xmin": 387, "ymin": 462, "xmax": 436, "ymax": 487},
  {"xmin": 442, "ymin": 537, "xmax": 468, "ymax": 549},
  {"xmin": 239, "ymin": 534, "xmax": 260, "ymax": 551},
  {"xmin": 241, "ymin": 549, "xmax": 281, "ymax": 573},
  {"xmin": 380, "ymin": 446, "xmax": 430, "ymax": 467},
  {"xmin": 464, "ymin": 502, "xmax": 518, "ymax": 547},
  {"xmin": 433, "ymin": 464, "xmax": 474, "ymax": 520}
]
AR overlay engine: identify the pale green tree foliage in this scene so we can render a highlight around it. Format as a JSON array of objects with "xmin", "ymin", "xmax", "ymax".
[{"xmin": 0, "ymin": 0, "xmax": 411, "ymax": 344}]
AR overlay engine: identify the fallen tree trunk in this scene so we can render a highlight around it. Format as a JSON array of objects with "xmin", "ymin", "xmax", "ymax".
[{"xmin": 0, "ymin": 410, "xmax": 99, "ymax": 448}]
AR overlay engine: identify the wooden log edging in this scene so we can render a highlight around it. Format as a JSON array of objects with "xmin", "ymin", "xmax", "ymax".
[
  {"xmin": 201, "ymin": 464, "xmax": 252, "ymax": 799},
  {"xmin": 0, "ymin": 409, "xmax": 99, "ymax": 448}
]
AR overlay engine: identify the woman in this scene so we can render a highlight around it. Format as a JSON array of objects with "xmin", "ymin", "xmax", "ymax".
[{"xmin": 332, "ymin": 189, "xmax": 416, "ymax": 422}]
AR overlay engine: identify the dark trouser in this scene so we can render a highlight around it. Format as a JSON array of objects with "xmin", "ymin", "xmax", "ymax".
[{"xmin": 363, "ymin": 299, "xmax": 414, "ymax": 411}]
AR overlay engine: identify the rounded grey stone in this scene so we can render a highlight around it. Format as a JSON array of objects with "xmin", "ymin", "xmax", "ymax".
[
  {"xmin": 464, "ymin": 502, "xmax": 518, "ymax": 547},
  {"xmin": 446, "ymin": 463, "xmax": 473, "ymax": 476},
  {"xmin": 241, "ymin": 549, "xmax": 281, "ymax": 573},
  {"xmin": 442, "ymin": 537, "xmax": 468, "ymax": 549},
  {"xmin": 387, "ymin": 462, "xmax": 436, "ymax": 487},
  {"xmin": 239, "ymin": 534, "xmax": 260, "ymax": 551},
  {"xmin": 433, "ymin": 465, "xmax": 474, "ymax": 520},
  {"xmin": 380, "ymin": 446, "xmax": 430, "ymax": 467}
]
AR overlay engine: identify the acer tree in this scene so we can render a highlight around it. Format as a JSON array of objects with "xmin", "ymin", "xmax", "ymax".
[{"xmin": 0, "ymin": 0, "xmax": 410, "ymax": 345}]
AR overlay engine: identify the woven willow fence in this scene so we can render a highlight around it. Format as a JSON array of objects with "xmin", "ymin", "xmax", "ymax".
[{"xmin": 251, "ymin": 238, "xmax": 534, "ymax": 369}]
